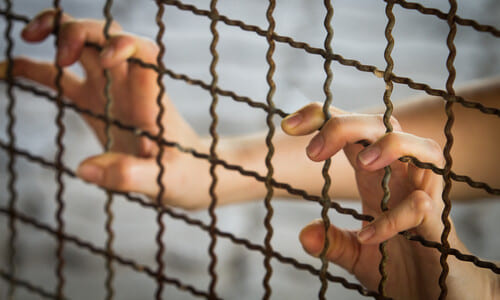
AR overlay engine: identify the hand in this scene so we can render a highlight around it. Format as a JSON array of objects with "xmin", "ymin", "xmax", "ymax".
[
  {"xmin": 1, "ymin": 9, "xmax": 213, "ymax": 209},
  {"xmin": 281, "ymin": 103, "xmax": 496, "ymax": 299}
]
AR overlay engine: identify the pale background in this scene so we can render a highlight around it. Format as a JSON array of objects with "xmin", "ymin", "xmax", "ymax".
[{"xmin": 0, "ymin": 0, "xmax": 499, "ymax": 299}]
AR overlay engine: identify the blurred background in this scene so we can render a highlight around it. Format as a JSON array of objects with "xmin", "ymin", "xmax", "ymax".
[{"xmin": 0, "ymin": 0, "xmax": 499, "ymax": 299}]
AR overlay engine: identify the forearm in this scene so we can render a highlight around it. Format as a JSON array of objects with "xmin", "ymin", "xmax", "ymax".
[
  {"xmin": 392, "ymin": 76, "xmax": 500, "ymax": 200},
  {"xmin": 208, "ymin": 77, "xmax": 500, "ymax": 205},
  {"xmin": 212, "ymin": 132, "xmax": 357, "ymax": 205}
]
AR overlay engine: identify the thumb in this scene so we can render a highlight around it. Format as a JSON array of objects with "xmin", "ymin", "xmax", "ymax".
[
  {"xmin": 76, "ymin": 152, "xmax": 160, "ymax": 198},
  {"xmin": 299, "ymin": 219, "xmax": 360, "ymax": 274}
]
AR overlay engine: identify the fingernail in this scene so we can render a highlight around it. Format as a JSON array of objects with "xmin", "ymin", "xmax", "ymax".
[
  {"xmin": 77, "ymin": 164, "xmax": 103, "ymax": 183},
  {"xmin": 357, "ymin": 225, "xmax": 375, "ymax": 242},
  {"xmin": 306, "ymin": 134, "xmax": 324, "ymax": 158},
  {"xmin": 100, "ymin": 46, "xmax": 114, "ymax": 61},
  {"xmin": 0, "ymin": 61, "xmax": 7, "ymax": 80},
  {"xmin": 283, "ymin": 112, "xmax": 302, "ymax": 129},
  {"xmin": 358, "ymin": 146, "xmax": 380, "ymax": 166}
]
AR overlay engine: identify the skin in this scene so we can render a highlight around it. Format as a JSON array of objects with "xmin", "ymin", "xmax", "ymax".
[{"xmin": 0, "ymin": 9, "xmax": 498, "ymax": 299}]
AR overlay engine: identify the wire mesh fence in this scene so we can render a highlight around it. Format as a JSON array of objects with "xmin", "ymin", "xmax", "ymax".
[{"xmin": 0, "ymin": 0, "xmax": 499, "ymax": 299}]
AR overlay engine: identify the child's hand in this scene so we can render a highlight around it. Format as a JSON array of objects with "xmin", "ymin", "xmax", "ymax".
[{"xmin": 282, "ymin": 103, "xmax": 495, "ymax": 299}]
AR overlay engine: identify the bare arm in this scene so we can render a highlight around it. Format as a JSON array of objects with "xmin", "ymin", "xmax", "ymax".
[{"xmin": 215, "ymin": 77, "xmax": 500, "ymax": 204}]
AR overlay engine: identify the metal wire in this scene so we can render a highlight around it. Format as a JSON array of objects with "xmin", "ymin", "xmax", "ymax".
[
  {"xmin": 262, "ymin": 0, "xmax": 277, "ymax": 299},
  {"xmin": 1, "ymin": 7, "xmax": 499, "ymax": 119},
  {"xmin": 6, "ymin": 80, "xmax": 499, "ymax": 273},
  {"xmin": 153, "ymin": 1, "xmax": 167, "ymax": 299},
  {"xmin": 317, "ymin": 0, "xmax": 335, "ymax": 298},
  {"xmin": 0, "ymin": 142, "xmax": 389, "ymax": 299},
  {"xmin": 52, "ymin": 1, "xmax": 66, "ymax": 298},
  {"xmin": 438, "ymin": 1, "xmax": 458, "ymax": 299},
  {"xmin": 1, "ymin": 1, "xmax": 499, "ymax": 299},
  {"xmin": 207, "ymin": 0, "xmax": 220, "ymax": 297},
  {"xmin": 157, "ymin": 0, "xmax": 500, "ymax": 118},
  {"xmin": 3, "ymin": 139, "xmax": 498, "ymax": 277},
  {"xmin": 102, "ymin": 0, "xmax": 116, "ymax": 298},
  {"xmin": 0, "ymin": 268, "xmax": 63, "ymax": 300},
  {"xmin": 388, "ymin": 0, "xmax": 500, "ymax": 37},
  {"xmin": 377, "ymin": 0, "xmax": 396, "ymax": 295}
]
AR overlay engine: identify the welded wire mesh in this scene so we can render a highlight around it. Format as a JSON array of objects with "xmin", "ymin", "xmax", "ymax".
[{"xmin": 0, "ymin": 0, "xmax": 499, "ymax": 299}]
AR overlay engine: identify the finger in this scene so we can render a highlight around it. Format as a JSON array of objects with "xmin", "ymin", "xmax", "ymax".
[
  {"xmin": 356, "ymin": 132, "xmax": 444, "ymax": 171},
  {"xmin": 299, "ymin": 219, "xmax": 360, "ymax": 274},
  {"xmin": 76, "ymin": 152, "xmax": 159, "ymax": 197},
  {"xmin": 21, "ymin": 9, "xmax": 73, "ymax": 42},
  {"xmin": 56, "ymin": 19, "xmax": 121, "ymax": 67},
  {"xmin": 281, "ymin": 103, "xmax": 327, "ymax": 135},
  {"xmin": 281, "ymin": 103, "xmax": 349, "ymax": 136},
  {"xmin": 99, "ymin": 34, "xmax": 157, "ymax": 68},
  {"xmin": 356, "ymin": 190, "xmax": 437, "ymax": 244},
  {"xmin": 305, "ymin": 113, "xmax": 401, "ymax": 162},
  {"xmin": 0, "ymin": 58, "xmax": 83, "ymax": 100}
]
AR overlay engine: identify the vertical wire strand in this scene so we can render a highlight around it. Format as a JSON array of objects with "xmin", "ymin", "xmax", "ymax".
[
  {"xmin": 318, "ymin": 0, "xmax": 334, "ymax": 298},
  {"xmin": 377, "ymin": 0, "xmax": 395, "ymax": 296},
  {"xmin": 102, "ymin": 0, "xmax": 115, "ymax": 298},
  {"xmin": 154, "ymin": 2, "xmax": 167, "ymax": 299},
  {"xmin": 207, "ymin": 0, "xmax": 220, "ymax": 297},
  {"xmin": 263, "ymin": 0, "xmax": 277, "ymax": 298},
  {"xmin": 52, "ymin": 1, "xmax": 66, "ymax": 298},
  {"xmin": 439, "ymin": 0, "xmax": 457, "ymax": 299},
  {"xmin": 4, "ymin": 0, "xmax": 17, "ymax": 298}
]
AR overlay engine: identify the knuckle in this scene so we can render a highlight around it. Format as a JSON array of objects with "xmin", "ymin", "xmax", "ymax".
[
  {"xmin": 384, "ymin": 132, "xmax": 403, "ymax": 151},
  {"xmin": 411, "ymin": 191, "xmax": 433, "ymax": 213},
  {"xmin": 109, "ymin": 157, "xmax": 135, "ymax": 189},
  {"xmin": 310, "ymin": 102, "xmax": 323, "ymax": 111},
  {"xmin": 380, "ymin": 211, "xmax": 398, "ymax": 234},
  {"xmin": 424, "ymin": 138, "xmax": 444, "ymax": 166},
  {"xmin": 324, "ymin": 116, "xmax": 344, "ymax": 135},
  {"xmin": 60, "ymin": 21, "xmax": 82, "ymax": 40}
]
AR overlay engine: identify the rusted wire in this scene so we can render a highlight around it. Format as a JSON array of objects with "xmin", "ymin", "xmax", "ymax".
[
  {"xmin": 389, "ymin": 0, "xmax": 500, "ymax": 38},
  {"xmin": 7, "ymin": 81, "xmax": 500, "ymax": 272},
  {"xmin": 9, "ymin": 80, "xmax": 375, "ymax": 220},
  {"xmin": 0, "ymin": 268, "xmax": 62, "ymax": 300},
  {"xmin": 2, "ymin": 140, "xmax": 498, "ymax": 277},
  {"xmin": 1, "ymin": 8, "xmax": 499, "ymax": 118},
  {"xmin": 0, "ymin": 207, "xmax": 215, "ymax": 300},
  {"xmin": 153, "ymin": 2, "xmax": 168, "ymax": 299},
  {"xmin": 377, "ymin": 0, "xmax": 396, "ymax": 296},
  {"xmin": 1, "ymin": 2, "xmax": 499, "ymax": 298},
  {"xmin": 438, "ymin": 1, "xmax": 458, "ymax": 299},
  {"xmin": 3, "ymin": 0, "xmax": 17, "ymax": 298},
  {"xmin": 262, "ymin": 0, "xmax": 277, "ymax": 298},
  {"xmin": 207, "ymin": 0, "xmax": 220, "ymax": 297},
  {"xmin": 318, "ymin": 0, "xmax": 335, "ymax": 298},
  {"xmin": 0, "ymin": 143, "xmax": 388, "ymax": 299},
  {"xmin": 156, "ymin": 0, "xmax": 500, "ymax": 117},
  {"xmin": 52, "ymin": 1, "xmax": 66, "ymax": 298},
  {"xmin": 102, "ymin": 0, "xmax": 116, "ymax": 299},
  {"xmin": 11, "ymin": 77, "xmax": 499, "ymax": 200}
]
